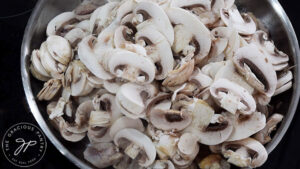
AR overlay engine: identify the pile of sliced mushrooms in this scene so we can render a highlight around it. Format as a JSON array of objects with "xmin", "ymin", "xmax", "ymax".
[{"xmin": 30, "ymin": 0, "xmax": 293, "ymax": 168}]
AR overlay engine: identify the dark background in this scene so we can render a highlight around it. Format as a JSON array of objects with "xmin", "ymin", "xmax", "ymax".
[{"xmin": 0, "ymin": 0, "xmax": 299, "ymax": 169}]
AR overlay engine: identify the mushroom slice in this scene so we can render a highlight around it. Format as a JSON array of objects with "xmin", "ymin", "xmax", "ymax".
[
  {"xmin": 110, "ymin": 116, "xmax": 145, "ymax": 138},
  {"xmin": 226, "ymin": 111, "xmax": 266, "ymax": 141},
  {"xmin": 30, "ymin": 50, "xmax": 51, "ymax": 81},
  {"xmin": 149, "ymin": 160, "xmax": 175, "ymax": 169},
  {"xmin": 166, "ymin": 7, "xmax": 211, "ymax": 61},
  {"xmin": 135, "ymin": 26, "xmax": 174, "ymax": 80},
  {"xmin": 84, "ymin": 142, "xmax": 123, "ymax": 168},
  {"xmin": 46, "ymin": 12, "xmax": 79, "ymax": 36},
  {"xmin": 274, "ymin": 70, "xmax": 293, "ymax": 96},
  {"xmin": 37, "ymin": 78, "xmax": 62, "ymax": 101},
  {"xmin": 172, "ymin": 133, "xmax": 199, "ymax": 168},
  {"xmin": 115, "ymin": 0, "xmax": 137, "ymax": 22},
  {"xmin": 233, "ymin": 44, "xmax": 277, "ymax": 97},
  {"xmin": 64, "ymin": 28, "xmax": 88, "ymax": 48},
  {"xmin": 254, "ymin": 113, "xmax": 284, "ymax": 144},
  {"xmin": 46, "ymin": 35, "xmax": 72, "ymax": 65},
  {"xmin": 220, "ymin": 6, "xmax": 256, "ymax": 35},
  {"xmin": 170, "ymin": 0, "xmax": 211, "ymax": 11},
  {"xmin": 189, "ymin": 68, "xmax": 213, "ymax": 91},
  {"xmin": 103, "ymin": 78, "xmax": 123, "ymax": 94},
  {"xmin": 133, "ymin": 1, "xmax": 174, "ymax": 45},
  {"xmin": 58, "ymin": 120, "xmax": 87, "ymax": 142},
  {"xmin": 93, "ymin": 93, "xmax": 123, "ymax": 120},
  {"xmin": 199, "ymin": 154, "xmax": 230, "ymax": 169},
  {"xmin": 78, "ymin": 35, "xmax": 113, "ymax": 80},
  {"xmin": 74, "ymin": 0, "xmax": 100, "ymax": 17},
  {"xmin": 116, "ymin": 82, "xmax": 157, "ymax": 119},
  {"xmin": 114, "ymin": 128, "xmax": 156, "ymax": 167},
  {"xmin": 215, "ymin": 60, "xmax": 254, "ymax": 94},
  {"xmin": 162, "ymin": 59, "xmax": 194, "ymax": 87},
  {"xmin": 149, "ymin": 109, "xmax": 192, "ymax": 131},
  {"xmin": 221, "ymin": 138, "xmax": 268, "ymax": 168},
  {"xmin": 201, "ymin": 61, "xmax": 226, "ymax": 79},
  {"xmin": 102, "ymin": 49, "xmax": 156, "ymax": 83},
  {"xmin": 89, "ymin": 2, "xmax": 119, "ymax": 34},
  {"xmin": 64, "ymin": 60, "xmax": 94, "ymax": 97},
  {"xmin": 155, "ymin": 133, "xmax": 179, "ymax": 159},
  {"xmin": 210, "ymin": 78, "xmax": 256, "ymax": 115}
]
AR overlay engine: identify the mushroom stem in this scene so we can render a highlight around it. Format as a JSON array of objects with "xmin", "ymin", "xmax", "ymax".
[
  {"xmin": 89, "ymin": 110, "xmax": 111, "ymax": 127},
  {"xmin": 125, "ymin": 143, "xmax": 141, "ymax": 159}
]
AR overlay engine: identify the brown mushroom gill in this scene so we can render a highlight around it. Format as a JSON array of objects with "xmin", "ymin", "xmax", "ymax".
[
  {"xmin": 136, "ymin": 10, "xmax": 151, "ymax": 21},
  {"xmin": 239, "ymin": 58, "xmax": 269, "ymax": 91},
  {"xmin": 190, "ymin": 37, "xmax": 200, "ymax": 56},
  {"xmin": 122, "ymin": 23, "xmax": 137, "ymax": 43},
  {"xmin": 165, "ymin": 113, "xmax": 184, "ymax": 122},
  {"xmin": 205, "ymin": 121, "xmax": 228, "ymax": 132},
  {"xmin": 100, "ymin": 99, "xmax": 111, "ymax": 112},
  {"xmin": 56, "ymin": 18, "xmax": 79, "ymax": 36}
]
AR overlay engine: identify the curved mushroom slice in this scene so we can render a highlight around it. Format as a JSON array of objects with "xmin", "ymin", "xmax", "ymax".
[
  {"xmin": 78, "ymin": 35, "xmax": 113, "ymax": 80},
  {"xmin": 146, "ymin": 93, "xmax": 172, "ymax": 114},
  {"xmin": 153, "ymin": 132, "xmax": 179, "ymax": 159},
  {"xmin": 166, "ymin": 7, "xmax": 211, "ymax": 62},
  {"xmin": 162, "ymin": 59, "xmax": 194, "ymax": 87},
  {"xmin": 172, "ymin": 133, "xmax": 199, "ymax": 168},
  {"xmin": 221, "ymin": 138, "xmax": 268, "ymax": 168},
  {"xmin": 133, "ymin": 1, "xmax": 174, "ymax": 45},
  {"xmin": 215, "ymin": 60, "xmax": 254, "ymax": 94},
  {"xmin": 37, "ymin": 78, "xmax": 62, "ymax": 101},
  {"xmin": 64, "ymin": 60, "xmax": 94, "ymax": 97},
  {"xmin": 103, "ymin": 78, "xmax": 123, "ymax": 94},
  {"xmin": 170, "ymin": 0, "xmax": 211, "ymax": 11},
  {"xmin": 199, "ymin": 154, "xmax": 230, "ymax": 169},
  {"xmin": 46, "ymin": 35, "xmax": 72, "ymax": 65},
  {"xmin": 114, "ymin": 128, "xmax": 156, "ymax": 167},
  {"xmin": 89, "ymin": 2, "xmax": 119, "ymax": 34},
  {"xmin": 110, "ymin": 116, "xmax": 145, "ymax": 138},
  {"xmin": 115, "ymin": 0, "xmax": 137, "ymax": 22},
  {"xmin": 73, "ymin": 0, "xmax": 102, "ymax": 20},
  {"xmin": 210, "ymin": 78, "xmax": 256, "ymax": 115},
  {"xmin": 149, "ymin": 109, "xmax": 192, "ymax": 131},
  {"xmin": 189, "ymin": 68, "xmax": 213, "ymax": 91},
  {"xmin": 135, "ymin": 26, "xmax": 174, "ymax": 80},
  {"xmin": 46, "ymin": 12, "xmax": 79, "ymax": 36},
  {"xmin": 201, "ymin": 61, "xmax": 226, "ymax": 79},
  {"xmin": 226, "ymin": 111, "xmax": 266, "ymax": 141},
  {"xmin": 150, "ymin": 160, "xmax": 175, "ymax": 169},
  {"xmin": 64, "ymin": 28, "xmax": 89, "ymax": 48},
  {"xmin": 249, "ymin": 30, "xmax": 289, "ymax": 71},
  {"xmin": 84, "ymin": 142, "xmax": 123, "ymax": 168},
  {"xmin": 116, "ymin": 82, "xmax": 157, "ymax": 119},
  {"xmin": 96, "ymin": 21, "xmax": 120, "ymax": 48},
  {"xmin": 220, "ymin": 6, "xmax": 256, "ymax": 35},
  {"xmin": 30, "ymin": 50, "xmax": 51, "ymax": 81},
  {"xmin": 102, "ymin": 49, "xmax": 156, "ymax": 83},
  {"xmin": 93, "ymin": 93, "xmax": 123, "ymax": 120},
  {"xmin": 87, "ymin": 125, "xmax": 112, "ymax": 143},
  {"xmin": 274, "ymin": 70, "xmax": 293, "ymax": 96},
  {"xmin": 254, "ymin": 113, "xmax": 283, "ymax": 144},
  {"xmin": 59, "ymin": 120, "xmax": 87, "ymax": 142},
  {"xmin": 233, "ymin": 44, "xmax": 277, "ymax": 97}
]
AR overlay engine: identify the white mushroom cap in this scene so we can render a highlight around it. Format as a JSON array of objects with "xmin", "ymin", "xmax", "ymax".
[
  {"xmin": 135, "ymin": 25, "xmax": 174, "ymax": 80},
  {"xmin": 210, "ymin": 78, "xmax": 256, "ymax": 115},
  {"xmin": 46, "ymin": 12, "xmax": 78, "ymax": 36},
  {"xmin": 102, "ymin": 49, "xmax": 156, "ymax": 83},
  {"xmin": 109, "ymin": 116, "xmax": 145, "ymax": 138},
  {"xmin": 226, "ymin": 111, "xmax": 266, "ymax": 141},
  {"xmin": 233, "ymin": 44, "xmax": 277, "ymax": 97},
  {"xmin": 166, "ymin": 7, "xmax": 211, "ymax": 61},
  {"xmin": 221, "ymin": 138, "xmax": 268, "ymax": 168},
  {"xmin": 116, "ymin": 82, "xmax": 157, "ymax": 118},
  {"xmin": 133, "ymin": 1, "xmax": 174, "ymax": 45},
  {"xmin": 114, "ymin": 128, "xmax": 156, "ymax": 167},
  {"xmin": 78, "ymin": 35, "xmax": 113, "ymax": 80},
  {"xmin": 220, "ymin": 6, "xmax": 256, "ymax": 35}
]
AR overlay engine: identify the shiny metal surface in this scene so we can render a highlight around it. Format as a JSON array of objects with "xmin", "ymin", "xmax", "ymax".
[{"xmin": 21, "ymin": 0, "xmax": 300, "ymax": 168}]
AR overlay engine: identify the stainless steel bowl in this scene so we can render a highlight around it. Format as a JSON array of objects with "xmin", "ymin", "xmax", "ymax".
[{"xmin": 21, "ymin": 0, "xmax": 300, "ymax": 168}]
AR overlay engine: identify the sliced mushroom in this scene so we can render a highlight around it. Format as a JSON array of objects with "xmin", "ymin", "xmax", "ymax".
[
  {"xmin": 64, "ymin": 28, "xmax": 89, "ymax": 48},
  {"xmin": 103, "ymin": 78, "xmax": 123, "ymax": 94},
  {"xmin": 30, "ymin": 50, "xmax": 51, "ymax": 81},
  {"xmin": 254, "ymin": 113, "xmax": 284, "ymax": 144},
  {"xmin": 135, "ymin": 25, "xmax": 174, "ymax": 80},
  {"xmin": 172, "ymin": 133, "xmax": 199, "ymax": 168},
  {"xmin": 110, "ymin": 116, "xmax": 145, "ymax": 138},
  {"xmin": 162, "ymin": 59, "xmax": 194, "ymax": 87},
  {"xmin": 37, "ymin": 78, "xmax": 62, "ymax": 101},
  {"xmin": 201, "ymin": 61, "xmax": 226, "ymax": 79},
  {"xmin": 149, "ymin": 160, "xmax": 175, "ymax": 169},
  {"xmin": 47, "ymin": 12, "xmax": 79, "ymax": 36},
  {"xmin": 78, "ymin": 35, "xmax": 113, "ymax": 80},
  {"xmin": 84, "ymin": 142, "xmax": 123, "ymax": 168},
  {"xmin": 46, "ymin": 35, "xmax": 72, "ymax": 65},
  {"xmin": 114, "ymin": 128, "xmax": 156, "ymax": 167},
  {"xmin": 210, "ymin": 78, "xmax": 256, "ymax": 115},
  {"xmin": 155, "ymin": 133, "xmax": 179, "ymax": 160},
  {"xmin": 133, "ymin": 1, "xmax": 174, "ymax": 45},
  {"xmin": 199, "ymin": 154, "xmax": 230, "ymax": 169},
  {"xmin": 274, "ymin": 70, "xmax": 293, "ymax": 96},
  {"xmin": 116, "ymin": 82, "xmax": 157, "ymax": 118},
  {"xmin": 89, "ymin": 2, "xmax": 119, "ymax": 34},
  {"xmin": 170, "ymin": 0, "xmax": 211, "ymax": 11},
  {"xmin": 189, "ymin": 68, "xmax": 213, "ymax": 91},
  {"xmin": 166, "ymin": 7, "xmax": 211, "ymax": 62},
  {"xmin": 101, "ymin": 49, "xmax": 156, "ymax": 83},
  {"xmin": 220, "ymin": 6, "xmax": 256, "ymax": 35},
  {"xmin": 226, "ymin": 111, "xmax": 266, "ymax": 141},
  {"xmin": 221, "ymin": 138, "xmax": 268, "ymax": 168},
  {"xmin": 233, "ymin": 44, "xmax": 277, "ymax": 97}
]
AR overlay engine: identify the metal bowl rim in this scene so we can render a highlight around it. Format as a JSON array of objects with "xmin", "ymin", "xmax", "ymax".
[{"xmin": 21, "ymin": 0, "xmax": 300, "ymax": 168}]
